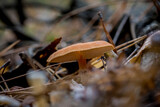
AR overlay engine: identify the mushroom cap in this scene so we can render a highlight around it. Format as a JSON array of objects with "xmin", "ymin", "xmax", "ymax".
[{"xmin": 47, "ymin": 41, "xmax": 114, "ymax": 63}]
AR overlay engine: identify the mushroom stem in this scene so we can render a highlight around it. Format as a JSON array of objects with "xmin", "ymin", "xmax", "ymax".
[{"xmin": 78, "ymin": 58, "xmax": 87, "ymax": 70}]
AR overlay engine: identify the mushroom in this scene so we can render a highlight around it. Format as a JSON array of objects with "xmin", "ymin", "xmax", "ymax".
[{"xmin": 47, "ymin": 41, "xmax": 114, "ymax": 70}]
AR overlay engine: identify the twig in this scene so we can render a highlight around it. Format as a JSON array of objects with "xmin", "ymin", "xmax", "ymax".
[
  {"xmin": 0, "ymin": 85, "xmax": 4, "ymax": 91},
  {"xmin": 0, "ymin": 40, "xmax": 20, "ymax": 57},
  {"xmin": 0, "ymin": 62, "xmax": 67, "ymax": 84},
  {"xmin": 54, "ymin": 64, "xmax": 61, "ymax": 79},
  {"xmin": 98, "ymin": 12, "xmax": 117, "ymax": 54},
  {"xmin": 47, "ymin": 68, "xmax": 61, "ymax": 79},
  {"xmin": 33, "ymin": 59, "xmax": 57, "ymax": 81},
  {"xmin": 0, "ymin": 72, "xmax": 32, "ymax": 84},
  {"xmin": 130, "ymin": 18, "xmax": 139, "ymax": 48},
  {"xmin": 19, "ymin": 52, "xmax": 37, "ymax": 70},
  {"xmin": 0, "ymin": 61, "xmax": 11, "ymax": 95},
  {"xmin": 113, "ymin": 14, "xmax": 129, "ymax": 44},
  {"xmin": 117, "ymin": 36, "xmax": 147, "ymax": 52},
  {"xmin": 0, "ymin": 86, "xmax": 33, "ymax": 94},
  {"xmin": 123, "ymin": 46, "xmax": 140, "ymax": 64},
  {"xmin": 98, "ymin": 12, "xmax": 115, "ymax": 46},
  {"xmin": 0, "ymin": 82, "xmax": 53, "ymax": 94},
  {"xmin": 0, "ymin": 37, "xmax": 61, "ymax": 87},
  {"xmin": 6, "ymin": 91, "xmax": 33, "ymax": 95},
  {"xmin": 113, "ymin": 0, "xmax": 138, "ymax": 44},
  {"xmin": 2, "ymin": 44, "xmax": 43, "ymax": 57},
  {"xmin": 115, "ymin": 35, "xmax": 147, "ymax": 50},
  {"xmin": 0, "ymin": 76, "xmax": 10, "ymax": 92}
]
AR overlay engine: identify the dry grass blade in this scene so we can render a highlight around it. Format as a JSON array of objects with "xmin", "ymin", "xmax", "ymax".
[
  {"xmin": 19, "ymin": 53, "xmax": 37, "ymax": 70},
  {"xmin": 117, "ymin": 35, "xmax": 147, "ymax": 53},
  {"xmin": 98, "ymin": 12, "xmax": 115, "ymax": 47},
  {"xmin": 0, "ymin": 60, "xmax": 11, "ymax": 93},
  {"xmin": 0, "ymin": 62, "xmax": 64, "ymax": 84},
  {"xmin": 7, "ymin": 91, "xmax": 33, "ymax": 95},
  {"xmin": 0, "ymin": 85, "xmax": 4, "ymax": 91},
  {"xmin": 98, "ymin": 12, "xmax": 117, "ymax": 54},
  {"xmin": 0, "ymin": 76, "xmax": 10, "ymax": 92},
  {"xmin": 0, "ymin": 72, "xmax": 32, "ymax": 84},
  {"xmin": 0, "ymin": 86, "xmax": 33, "ymax": 94},
  {"xmin": 130, "ymin": 21, "xmax": 139, "ymax": 48},
  {"xmin": 0, "ymin": 82, "xmax": 53, "ymax": 95},
  {"xmin": 123, "ymin": 47, "xmax": 140, "ymax": 64},
  {"xmin": 116, "ymin": 35, "xmax": 147, "ymax": 50},
  {"xmin": 0, "ymin": 40, "xmax": 20, "ymax": 57}
]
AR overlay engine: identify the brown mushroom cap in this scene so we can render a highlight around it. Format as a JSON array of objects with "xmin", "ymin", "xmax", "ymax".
[{"xmin": 47, "ymin": 41, "xmax": 114, "ymax": 63}]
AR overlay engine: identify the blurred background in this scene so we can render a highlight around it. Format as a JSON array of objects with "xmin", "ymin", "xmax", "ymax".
[
  {"xmin": 0, "ymin": 0, "xmax": 156, "ymax": 44},
  {"xmin": 0, "ymin": 1, "xmax": 160, "ymax": 106}
]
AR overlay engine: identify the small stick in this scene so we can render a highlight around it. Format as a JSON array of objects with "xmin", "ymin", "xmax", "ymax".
[
  {"xmin": 0, "ymin": 86, "xmax": 33, "ymax": 94},
  {"xmin": 0, "ymin": 85, "xmax": 4, "ymax": 91},
  {"xmin": 0, "ymin": 76, "xmax": 10, "ymax": 92},
  {"xmin": 0, "ymin": 64, "xmax": 12, "ymax": 97},
  {"xmin": 113, "ymin": 14, "xmax": 129, "ymax": 44},
  {"xmin": 54, "ymin": 64, "xmax": 61, "ymax": 79},
  {"xmin": 98, "ymin": 12, "xmax": 115, "ymax": 46},
  {"xmin": 46, "ymin": 68, "xmax": 57, "ymax": 81},
  {"xmin": 47, "ymin": 68, "xmax": 61, "ymax": 80},
  {"xmin": 130, "ymin": 19, "xmax": 139, "ymax": 48},
  {"xmin": 98, "ymin": 11, "xmax": 117, "ymax": 53},
  {"xmin": 0, "ymin": 40, "xmax": 20, "ymax": 57},
  {"xmin": 0, "ymin": 72, "xmax": 32, "ymax": 84},
  {"xmin": 0, "ymin": 60, "xmax": 11, "ymax": 93},
  {"xmin": 19, "ymin": 52, "xmax": 37, "ymax": 70},
  {"xmin": 123, "ymin": 46, "xmax": 140, "ymax": 64},
  {"xmin": 0, "ymin": 62, "xmax": 71, "ymax": 84},
  {"xmin": 5, "ymin": 91, "xmax": 33, "ymax": 95},
  {"xmin": 33, "ymin": 59, "xmax": 55, "ymax": 81},
  {"xmin": 115, "ymin": 35, "xmax": 147, "ymax": 50},
  {"xmin": 0, "ymin": 82, "xmax": 53, "ymax": 94},
  {"xmin": 117, "ymin": 36, "xmax": 146, "ymax": 53}
]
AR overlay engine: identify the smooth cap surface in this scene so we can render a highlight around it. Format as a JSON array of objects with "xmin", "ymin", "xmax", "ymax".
[{"xmin": 47, "ymin": 41, "xmax": 114, "ymax": 63}]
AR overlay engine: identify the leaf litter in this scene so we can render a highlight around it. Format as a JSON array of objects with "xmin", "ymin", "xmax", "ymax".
[{"xmin": 0, "ymin": 0, "xmax": 160, "ymax": 107}]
